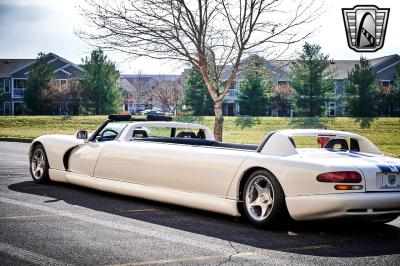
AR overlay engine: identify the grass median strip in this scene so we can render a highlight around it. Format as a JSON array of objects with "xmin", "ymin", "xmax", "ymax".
[{"xmin": 1, "ymin": 116, "xmax": 399, "ymax": 157}]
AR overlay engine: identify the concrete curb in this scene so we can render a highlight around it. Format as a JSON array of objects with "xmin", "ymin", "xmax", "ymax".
[{"xmin": 0, "ymin": 137, "xmax": 33, "ymax": 143}]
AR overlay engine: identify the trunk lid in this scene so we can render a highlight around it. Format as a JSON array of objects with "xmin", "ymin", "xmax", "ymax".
[{"xmin": 295, "ymin": 149, "xmax": 400, "ymax": 192}]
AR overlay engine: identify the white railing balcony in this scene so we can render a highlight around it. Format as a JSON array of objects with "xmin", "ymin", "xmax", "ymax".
[{"xmin": 13, "ymin": 88, "xmax": 25, "ymax": 98}]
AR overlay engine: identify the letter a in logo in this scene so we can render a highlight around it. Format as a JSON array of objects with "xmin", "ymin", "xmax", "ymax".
[{"xmin": 342, "ymin": 5, "xmax": 390, "ymax": 52}]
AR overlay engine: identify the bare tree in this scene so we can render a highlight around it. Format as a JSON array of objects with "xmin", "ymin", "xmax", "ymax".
[
  {"xmin": 131, "ymin": 71, "xmax": 156, "ymax": 111},
  {"xmin": 42, "ymin": 79, "xmax": 80, "ymax": 115},
  {"xmin": 78, "ymin": 0, "xmax": 321, "ymax": 141},
  {"xmin": 152, "ymin": 79, "xmax": 183, "ymax": 114},
  {"xmin": 272, "ymin": 82, "xmax": 294, "ymax": 116}
]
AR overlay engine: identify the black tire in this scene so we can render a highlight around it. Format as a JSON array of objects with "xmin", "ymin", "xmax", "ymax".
[
  {"xmin": 242, "ymin": 170, "xmax": 288, "ymax": 227},
  {"xmin": 29, "ymin": 144, "xmax": 50, "ymax": 184}
]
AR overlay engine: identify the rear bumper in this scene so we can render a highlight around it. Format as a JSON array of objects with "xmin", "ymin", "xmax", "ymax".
[{"xmin": 286, "ymin": 192, "xmax": 400, "ymax": 221}]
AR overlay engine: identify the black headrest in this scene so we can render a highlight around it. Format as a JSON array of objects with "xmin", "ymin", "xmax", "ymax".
[
  {"xmin": 133, "ymin": 129, "xmax": 148, "ymax": 138},
  {"xmin": 197, "ymin": 130, "xmax": 206, "ymax": 139},
  {"xmin": 176, "ymin": 131, "xmax": 197, "ymax": 138}
]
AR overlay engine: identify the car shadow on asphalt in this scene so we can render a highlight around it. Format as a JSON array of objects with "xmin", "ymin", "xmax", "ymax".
[{"xmin": 9, "ymin": 180, "xmax": 400, "ymax": 258}]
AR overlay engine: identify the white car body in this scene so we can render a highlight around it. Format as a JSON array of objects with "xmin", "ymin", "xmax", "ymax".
[{"xmin": 29, "ymin": 119, "xmax": 400, "ymax": 221}]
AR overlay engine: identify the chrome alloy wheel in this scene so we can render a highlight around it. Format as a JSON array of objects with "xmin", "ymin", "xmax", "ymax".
[
  {"xmin": 31, "ymin": 149, "xmax": 46, "ymax": 180},
  {"xmin": 245, "ymin": 175, "xmax": 275, "ymax": 221}
]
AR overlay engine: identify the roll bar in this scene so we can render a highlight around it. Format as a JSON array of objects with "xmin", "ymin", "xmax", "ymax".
[{"xmin": 89, "ymin": 114, "xmax": 172, "ymax": 141}]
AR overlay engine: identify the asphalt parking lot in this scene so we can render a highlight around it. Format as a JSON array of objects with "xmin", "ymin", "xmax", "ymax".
[{"xmin": 0, "ymin": 142, "xmax": 399, "ymax": 265}]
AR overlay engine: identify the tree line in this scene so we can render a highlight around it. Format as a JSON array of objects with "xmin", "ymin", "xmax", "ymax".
[
  {"xmin": 24, "ymin": 44, "xmax": 400, "ymax": 119},
  {"xmin": 182, "ymin": 43, "xmax": 400, "ymax": 118},
  {"xmin": 24, "ymin": 49, "xmax": 121, "ymax": 115}
]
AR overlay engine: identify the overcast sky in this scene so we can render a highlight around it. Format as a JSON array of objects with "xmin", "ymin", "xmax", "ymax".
[{"xmin": 0, "ymin": 0, "xmax": 398, "ymax": 74}]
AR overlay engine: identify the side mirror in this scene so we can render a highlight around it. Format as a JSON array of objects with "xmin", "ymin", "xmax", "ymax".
[{"xmin": 75, "ymin": 130, "xmax": 88, "ymax": 142}]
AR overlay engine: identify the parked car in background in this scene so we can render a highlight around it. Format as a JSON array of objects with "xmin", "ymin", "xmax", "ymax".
[
  {"xmin": 140, "ymin": 109, "xmax": 153, "ymax": 115},
  {"xmin": 140, "ymin": 109, "xmax": 165, "ymax": 116}
]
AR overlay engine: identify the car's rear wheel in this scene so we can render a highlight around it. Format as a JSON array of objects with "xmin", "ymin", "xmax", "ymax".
[
  {"xmin": 242, "ymin": 170, "xmax": 287, "ymax": 227},
  {"xmin": 30, "ymin": 144, "xmax": 50, "ymax": 184}
]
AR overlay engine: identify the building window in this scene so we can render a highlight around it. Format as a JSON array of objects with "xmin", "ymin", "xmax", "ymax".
[
  {"xmin": 13, "ymin": 79, "xmax": 27, "ymax": 89},
  {"xmin": 13, "ymin": 79, "xmax": 27, "ymax": 98},
  {"xmin": 4, "ymin": 102, "xmax": 11, "ymax": 115},
  {"xmin": 228, "ymin": 89, "xmax": 237, "ymax": 97},
  {"xmin": 59, "ymin": 79, "xmax": 67, "ymax": 86},
  {"xmin": 13, "ymin": 101, "xmax": 24, "ymax": 115},
  {"xmin": 4, "ymin": 79, "xmax": 10, "ymax": 93},
  {"xmin": 235, "ymin": 82, "xmax": 240, "ymax": 90},
  {"xmin": 328, "ymin": 102, "xmax": 336, "ymax": 117},
  {"xmin": 380, "ymin": 80, "xmax": 394, "ymax": 87},
  {"xmin": 332, "ymin": 84, "xmax": 337, "ymax": 94},
  {"xmin": 342, "ymin": 80, "xmax": 350, "ymax": 94},
  {"xmin": 223, "ymin": 103, "xmax": 236, "ymax": 116}
]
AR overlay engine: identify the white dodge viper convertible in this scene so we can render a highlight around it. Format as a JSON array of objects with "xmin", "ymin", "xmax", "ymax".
[{"xmin": 29, "ymin": 115, "xmax": 400, "ymax": 226}]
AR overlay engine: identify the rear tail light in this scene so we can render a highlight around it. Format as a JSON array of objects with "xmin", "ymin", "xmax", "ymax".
[
  {"xmin": 316, "ymin": 171, "xmax": 362, "ymax": 183},
  {"xmin": 334, "ymin": 185, "xmax": 363, "ymax": 190}
]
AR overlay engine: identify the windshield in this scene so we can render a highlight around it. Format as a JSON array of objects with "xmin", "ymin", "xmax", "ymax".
[{"xmin": 94, "ymin": 122, "xmax": 129, "ymax": 142}]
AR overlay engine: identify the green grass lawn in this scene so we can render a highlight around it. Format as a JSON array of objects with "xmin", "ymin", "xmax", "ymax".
[{"xmin": 1, "ymin": 116, "xmax": 399, "ymax": 158}]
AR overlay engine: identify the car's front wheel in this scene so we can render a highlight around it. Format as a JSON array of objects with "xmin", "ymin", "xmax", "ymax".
[
  {"xmin": 30, "ymin": 144, "xmax": 50, "ymax": 184},
  {"xmin": 242, "ymin": 170, "xmax": 288, "ymax": 227}
]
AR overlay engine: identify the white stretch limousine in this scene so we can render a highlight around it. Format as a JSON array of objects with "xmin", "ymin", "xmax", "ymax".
[{"xmin": 29, "ymin": 115, "xmax": 400, "ymax": 227}]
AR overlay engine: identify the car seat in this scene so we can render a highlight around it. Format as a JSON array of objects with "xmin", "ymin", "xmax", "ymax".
[
  {"xmin": 325, "ymin": 138, "xmax": 349, "ymax": 150},
  {"xmin": 132, "ymin": 129, "xmax": 148, "ymax": 138},
  {"xmin": 197, "ymin": 130, "xmax": 206, "ymax": 139},
  {"xmin": 176, "ymin": 131, "xmax": 197, "ymax": 138}
]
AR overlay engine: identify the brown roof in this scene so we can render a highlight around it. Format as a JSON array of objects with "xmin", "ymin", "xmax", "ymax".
[{"xmin": 0, "ymin": 59, "xmax": 35, "ymax": 78}]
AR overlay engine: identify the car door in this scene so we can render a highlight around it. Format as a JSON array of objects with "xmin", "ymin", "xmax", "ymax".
[
  {"xmin": 68, "ymin": 142, "xmax": 107, "ymax": 176},
  {"xmin": 68, "ymin": 122, "xmax": 127, "ymax": 176},
  {"xmin": 93, "ymin": 140, "xmax": 250, "ymax": 198}
]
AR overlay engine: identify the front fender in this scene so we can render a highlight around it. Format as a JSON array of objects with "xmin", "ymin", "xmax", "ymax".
[{"xmin": 31, "ymin": 135, "xmax": 83, "ymax": 170}]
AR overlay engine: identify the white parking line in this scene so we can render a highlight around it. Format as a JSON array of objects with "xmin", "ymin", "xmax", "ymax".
[
  {"xmin": 0, "ymin": 242, "xmax": 70, "ymax": 266},
  {"xmin": 112, "ymin": 252, "xmax": 255, "ymax": 266},
  {"xmin": 0, "ymin": 214, "xmax": 60, "ymax": 220}
]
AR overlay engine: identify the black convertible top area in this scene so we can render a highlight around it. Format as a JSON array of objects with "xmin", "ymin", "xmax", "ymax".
[
  {"xmin": 133, "ymin": 137, "xmax": 258, "ymax": 151},
  {"xmin": 94, "ymin": 114, "xmax": 259, "ymax": 151}
]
